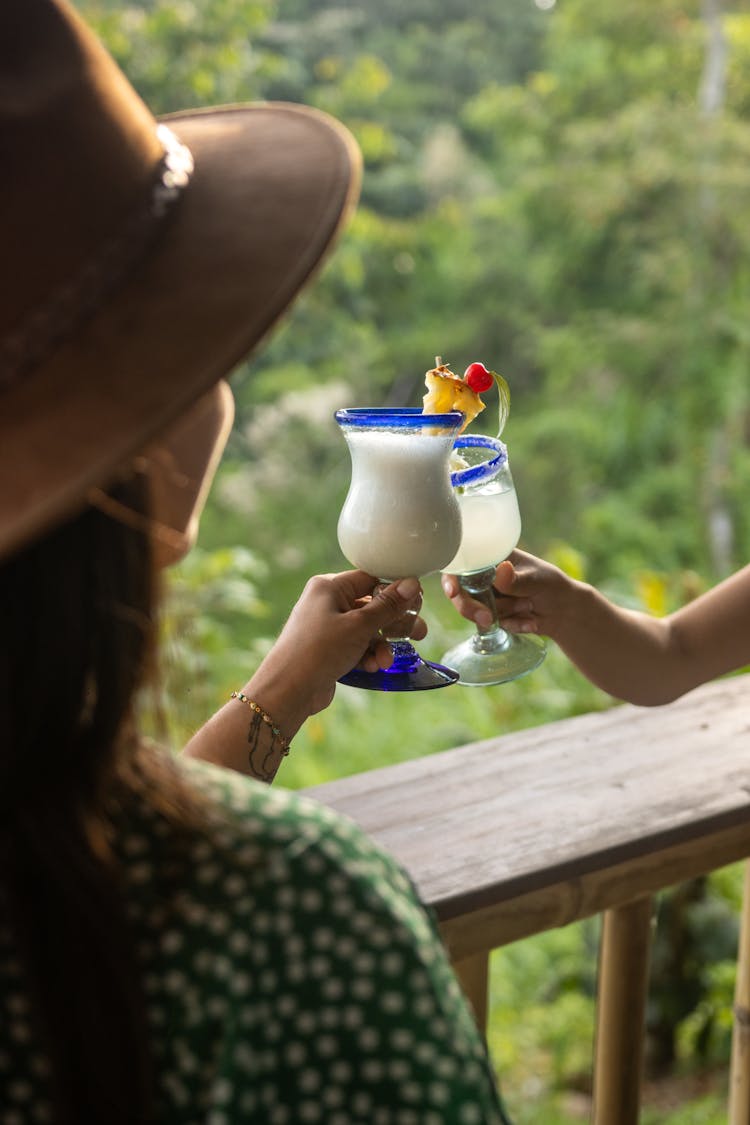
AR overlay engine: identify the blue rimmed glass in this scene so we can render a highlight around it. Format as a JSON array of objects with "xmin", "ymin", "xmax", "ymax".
[
  {"xmin": 440, "ymin": 433, "xmax": 546, "ymax": 686},
  {"xmin": 335, "ymin": 407, "xmax": 464, "ymax": 691}
]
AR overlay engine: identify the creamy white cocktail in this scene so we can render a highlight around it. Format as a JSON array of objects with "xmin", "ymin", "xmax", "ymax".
[
  {"xmin": 337, "ymin": 427, "xmax": 461, "ymax": 580},
  {"xmin": 335, "ymin": 407, "xmax": 464, "ymax": 691}
]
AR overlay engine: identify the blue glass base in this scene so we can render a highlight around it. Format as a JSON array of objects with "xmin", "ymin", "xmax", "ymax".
[{"xmin": 338, "ymin": 641, "xmax": 459, "ymax": 692}]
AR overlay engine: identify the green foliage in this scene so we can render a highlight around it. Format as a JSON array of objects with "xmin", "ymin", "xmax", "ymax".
[
  {"xmin": 648, "ymin": 879, "xmax": 740, "ymax": 1071},
  {"xmin": 489, "ymin": 922, "xmax": 598, "ymax": 1105},
  {"xmin": 144, "ymin": 545, "xmax": 270, "ymax": 747},
  {"xmin": 642, "ymin": 1096, "xmax": 727, "ymax": 1125},
  {"xmin": 82, "ymin": 0, "xmax": 275, "ymax": 109}
]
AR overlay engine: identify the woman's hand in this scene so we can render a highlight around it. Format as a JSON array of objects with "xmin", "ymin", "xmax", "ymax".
[
  {"xmin": 441, "ymin": 549, "xmax": 573, "ymax": 639},
  {"xmin": 184, "ymin": 571, "xmax": 426, "ymax": 780},
  {"xmin": 251, "ymin": 571, "xmax": 426, "ymax": 723},
  {"xmin": 443, "ymin": 549, "xmax": 750, "ymax": 706}
]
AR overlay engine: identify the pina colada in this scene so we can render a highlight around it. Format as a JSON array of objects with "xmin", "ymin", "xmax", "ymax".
[
  {"xmin": 444, "ymin": 475, "xmax": 521, "ymax": 576},
  {"xmin": 337, "ymin": 428, "xmax": 461, "ymax": 580},
  {"xmin": 334, "ymin": 406, "xmax": 464, "ymax": 691}
]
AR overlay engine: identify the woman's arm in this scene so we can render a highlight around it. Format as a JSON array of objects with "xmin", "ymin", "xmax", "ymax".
[
  {"xmin": 442, "ymin": 550, "xmax": 750, "ymax": 706},
  {"xmin": 183, "ymin": 571, "xmax": 424, "ymax": 780}
]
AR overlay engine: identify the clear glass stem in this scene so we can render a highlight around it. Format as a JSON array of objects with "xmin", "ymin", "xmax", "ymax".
[
  {"xmin": 376, "ymin": 580, "xmax": 421, "ymax": 644},
  {"xmin": 441, "ymin": 564, "xmax": 545, "ymax": 687},
  {"xmin": 460, "ymin": 566, "xmax": 511, "ymax": 653}
]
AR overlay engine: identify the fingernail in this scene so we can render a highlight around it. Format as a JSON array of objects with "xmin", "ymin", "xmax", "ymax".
[
  {"xmin": 476, "ymin": 610, "xmax": 493, "ymax": 628},
  {"xmin": 396, "ymin": 577, "xmax": 419, "ymax": 599}
]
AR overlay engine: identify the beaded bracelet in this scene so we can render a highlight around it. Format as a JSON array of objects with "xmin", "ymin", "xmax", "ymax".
[{"xmin": 230, "ymin": 692, "xmax": 291, "ymax": 756}]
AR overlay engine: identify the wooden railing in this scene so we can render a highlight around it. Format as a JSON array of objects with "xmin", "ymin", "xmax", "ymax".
[{"xmin": 302, "ymin": 672, "xmax": 750, "ymax": 1124}]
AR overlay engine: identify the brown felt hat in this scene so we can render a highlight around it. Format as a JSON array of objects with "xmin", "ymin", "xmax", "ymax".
[{"xmin": 0, "ymin": 0, "xmax": 361, "ymax": 560}]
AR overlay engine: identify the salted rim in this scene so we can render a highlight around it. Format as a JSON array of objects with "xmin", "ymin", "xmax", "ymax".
[{"xmin": 450, "ymin": 434, "xmax": 507, "ymax": 488}]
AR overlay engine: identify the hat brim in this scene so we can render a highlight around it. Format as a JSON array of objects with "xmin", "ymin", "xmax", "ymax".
[{"xmin": 0, "ymin": 102, "xmax": 361, "ymax": 558}]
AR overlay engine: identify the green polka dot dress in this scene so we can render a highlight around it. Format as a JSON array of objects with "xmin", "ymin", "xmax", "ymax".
[{"xmin": 0, "ymin": 759, "xmax": 508, "ymax": 1124}]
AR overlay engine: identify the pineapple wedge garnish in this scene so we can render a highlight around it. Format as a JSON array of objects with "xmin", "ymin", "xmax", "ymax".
[{"xmin": 422, "ymin": 357, "xmax": 486, "ymax": 434}]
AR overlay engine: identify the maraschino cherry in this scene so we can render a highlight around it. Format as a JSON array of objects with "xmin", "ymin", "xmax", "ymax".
[{"xmin": 464, "ymin": 362, "xmax": 494, "ymax": 393}]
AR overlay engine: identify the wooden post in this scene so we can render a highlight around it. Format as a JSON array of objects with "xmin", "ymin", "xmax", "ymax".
[
  {"xmin": 453, "ymin": 951, "xmax": 489, "ymax": 1035},
  {"xmin": 729, "ymin": 861, "xmax": 750, "ymax": 1123},
  {"xmin": 592, "ymin": 896, "xmax": 653, "ymax": 1125}
]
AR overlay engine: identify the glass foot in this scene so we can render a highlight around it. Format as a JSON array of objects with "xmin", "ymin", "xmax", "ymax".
[
  {"xmin": 338, "ymin": 641, "xmax": 459, "ymax": 692},
  {"xmin": 441, "ymin": 631, "xmax": 546, "ymax": 687}
]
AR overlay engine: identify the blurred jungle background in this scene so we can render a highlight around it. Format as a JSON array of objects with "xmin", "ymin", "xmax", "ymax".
[{"xmin": 81, "ymin": 0, "xmax": 750, "ymax": 1119}]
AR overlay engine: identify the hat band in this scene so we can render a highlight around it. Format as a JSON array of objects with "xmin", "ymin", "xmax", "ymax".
[{"xmin": 0, "ymin": 124, "xmax": 194, "ymax": 392}]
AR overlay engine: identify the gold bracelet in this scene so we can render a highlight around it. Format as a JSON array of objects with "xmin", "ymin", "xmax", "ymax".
[{"xmin": 230, "ymin": 692, "xmax": 291, "ymax": 756}]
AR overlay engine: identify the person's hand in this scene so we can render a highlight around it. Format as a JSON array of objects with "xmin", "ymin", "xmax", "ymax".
[
  {"xmin": 441, "ymin": 548, "xmax": 573, "ymax": 639},
  {"xmin": 184, "ymin": 571, "xmax": 427, "ymax": 780},
  {"xmin": 245, "ymin": 570, "xmax": 426, "ymax": 732}
]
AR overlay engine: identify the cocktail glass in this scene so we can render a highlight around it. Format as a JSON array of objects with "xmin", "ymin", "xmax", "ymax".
[
  {"xmin": 335, "ymin": 407, "xmax": 464, "ymax": 691},
  {"xmin": 441, "ymin": 434, "xmax": 546, "ymax": 686}
]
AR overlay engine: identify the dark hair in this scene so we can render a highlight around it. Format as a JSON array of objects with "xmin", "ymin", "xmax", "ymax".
[{"xmin": 0, "ymin": 474, "xmax": 162, "ymax": 1123}]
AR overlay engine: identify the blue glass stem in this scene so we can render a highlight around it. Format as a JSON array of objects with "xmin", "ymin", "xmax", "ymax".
[
  {"xmin": 376, "ymin": 579, "xmax": 421, "ymax": 646},
  {"xmin": 387, "ymin": 640, "xmax": 422, "ymax": 674}
]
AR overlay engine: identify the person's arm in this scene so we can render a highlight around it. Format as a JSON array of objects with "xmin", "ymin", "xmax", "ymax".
[
  {"xmin": 442, "ymin": 549, "xmax": 750, "ymax": 706},
  {"xmin": 184, "ymin": 570, "xmax": 424, "ymax": 780}
]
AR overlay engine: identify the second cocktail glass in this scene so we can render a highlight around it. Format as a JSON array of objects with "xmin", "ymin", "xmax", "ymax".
[
  {"xmin": 335, "ymin": 407, "xmax": 463, "ymax": 691},
  {"xmin": 441, "ymin": 434, "xmax": 546, "ymax": 686}
]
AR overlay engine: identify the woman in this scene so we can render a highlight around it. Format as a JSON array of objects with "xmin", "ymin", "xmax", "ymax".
[{"xmin": 0, "ymin": 2, "xmax": 510, "ymax": 1122}]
